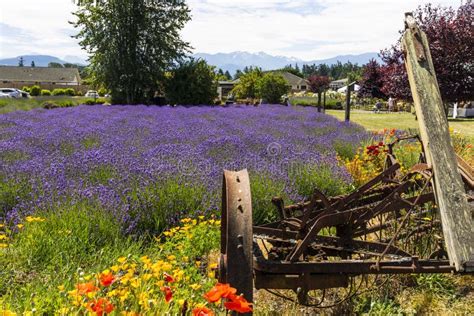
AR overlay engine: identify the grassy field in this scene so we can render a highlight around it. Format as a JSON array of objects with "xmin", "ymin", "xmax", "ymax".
[
  {"xmin": 1, "ymin": 105, "xmax": 473, "ymax": 315},
  {"xmin": 327, "ymin": 109, "xmax": 474, "ymax": 139},
  {"xmin": 0, "ymin": 97, "xmax": 107, "ymax": 114}
]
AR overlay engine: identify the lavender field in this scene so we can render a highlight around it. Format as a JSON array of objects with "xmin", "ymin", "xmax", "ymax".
[{"xmin": 0, "ymin": 104, "xmax": 366, "ymax": 234}]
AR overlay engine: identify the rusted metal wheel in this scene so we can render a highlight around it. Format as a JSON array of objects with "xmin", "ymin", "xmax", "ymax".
[{"xmin": 219, "ymin": 169, "xmax": 253, "ymax": 310}]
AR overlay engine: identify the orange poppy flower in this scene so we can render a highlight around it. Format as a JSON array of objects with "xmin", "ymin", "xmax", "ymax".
[
  {"xmin": 163, "ymin": 272, "xmax": 175, "ymax": 283},
  {"xmin": 87, "ymin": 298, "xmax": 114, "ymax": 316},
  {"xmin": 204, "ymin": 283, "xmax": 237, "ymax": 303},
  {"xmin": 192, "ymin": 306, "xmax": 215, "ymax": 316},
  {"xmin": 99, "ymin": 272, "xmax": 115, "ymax": 287},
  {"xmin": 224, "ymin": 294, "xmax": 253, "ymax": 314},
  {"xmin": 161, "ymin": 286, "xmax": 173, "ymax": 303},
  {"xmin": 76, "ymin": 282, "xmax": 99, "ymax": 295}
]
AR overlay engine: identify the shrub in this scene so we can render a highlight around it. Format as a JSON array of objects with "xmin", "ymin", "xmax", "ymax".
[
  {"xmin": 58, "ymin": 100, "xmax": 75, "ymax": 108},
  {"xmin": 29, "ymin": 85, "xmax": 41, "ymax": 96},
  {"xmin": 64, "ymin": 88, "xmax": 76, "ymax": 96},
  {"xmin": 42, "ymin": 101, "xmax": 60, "ymax": 109},
  {"xmin": 256, "ymin": 73, "xmax": 289, "ymax": 104},
  {"xmin": 51, "ymin": 89, "xmax": 66, "ymax": 96},
  {"xmin": 98, "ymin": 87, "xmax": 107, "ymax": 97},
  {"xmin": 232, "ymin": 68, "xmax": 262, "ymax": 99},
  {"xmin": 83, "ymin": 98, "xmax": 106, "ymax": 105},
  {"xmin": 21, "ymin": 86, "xmax": 30, "ymax": 93},
  {"xmin": 76, "ymin": 90, "xmax": 83, "ymax": 96},
  {"xmin": 164, "ymin": 58, "xmax": 217, "ymax": 105},
  {"xmin": 40, "ymin": 89, "xmax": 51, "ymax": 96}
]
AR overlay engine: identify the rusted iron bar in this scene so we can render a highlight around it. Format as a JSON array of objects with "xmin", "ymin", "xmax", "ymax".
[{"xmin": 254, "ymin": 259, "xmax": 455, "ymax": 274}]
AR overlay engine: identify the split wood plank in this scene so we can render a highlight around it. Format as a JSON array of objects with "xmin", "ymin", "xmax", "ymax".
[{"xmin": 402, "ymin": 13, "xmax": 474, "ymax": 272}]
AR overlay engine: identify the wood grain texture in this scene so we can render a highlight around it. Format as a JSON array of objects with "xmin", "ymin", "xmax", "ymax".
[{"xmin": 402, "ymin": 14, "xmax": 474, "ymax": 272}]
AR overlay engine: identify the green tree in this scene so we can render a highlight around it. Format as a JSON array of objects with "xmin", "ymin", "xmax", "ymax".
[
  {"xmin": 231, "ymin": 68, "xmax": 263, "ymax": 99},
  {"xmin": 31, "ymin": 61, "xmax": 35, "ymax": 67},
  {"xmin": 234, "ymin": 69, "xmax": 243, "ymax": 80},
  {"xmin": 73, "ymin": 0, "xmax": 191, "ymax": 104},
  {"xmin": 308, "ymin": 75, "xmax": 330, "ymax": 112},
  {"xmin": 18, "ymin": 57, "xmax": 24, "ymax": 67},
  {"xmin": 256, "ymin": 73, "xmax": 289, "ymax": 104},
  {"xmin": 164, "ymin": 58, "xmax": 217, "ymax": 105},
  {"xmin": 224, "ymin": 70, "xmax": 232, "ymax": 80},
  {"xmin": 48, "ymin": 62, "xmax": 64, "ymax": 68}
]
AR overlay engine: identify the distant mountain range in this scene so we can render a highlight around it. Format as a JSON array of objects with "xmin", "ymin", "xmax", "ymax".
[
  {"xmin": 194, "ymin": 51, "xmax": 381, "ymax": 74},
  {"xmin": 0, "ymin": 55, "xmax": 87, "ymax": 67},
  {"xmin": 0, "ymin": 52, "xmax": 381, "ymax": 73}
]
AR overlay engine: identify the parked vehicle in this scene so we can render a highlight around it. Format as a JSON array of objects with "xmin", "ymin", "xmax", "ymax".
[
  {"xmin": 0, "ymin": 88, "xmax": 22, "ymax": 98},
  {"xmin": 0, "ymin": 92, "xmax": 12, "ymax": 99},
  {"xmin": 85, "ymin": 90, "xmax": 99, "ymax": 98},
  {"xmin": 18, "ymin": 90, "xmax": 30, "ymax": 98}
]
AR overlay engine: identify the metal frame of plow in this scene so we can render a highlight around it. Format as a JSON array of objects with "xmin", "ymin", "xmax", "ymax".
[
  {"xmin": 402, "ymin": 12, "xmax": 474, "ymax": 272},
  {"xmin": 217, "ymin": 14, "xmax": 474, "ymax": 312}
]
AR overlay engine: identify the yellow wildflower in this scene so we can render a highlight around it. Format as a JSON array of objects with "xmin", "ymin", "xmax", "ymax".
[
  {"xmin": 0, "ymin": 243, "xmax": 8, "ymax": 248},
  {"xmin": 117, "ymin": 256, "xmax": 127, "ymax": 263},
  {"xmin": 190, "ymin": 283, "xmax": 201, "ymax": 290},
  {"xmin": 0, "ymin": 234, "xmax": 8, "ymax": 240},
  {"xmin": 16, "ymin": 224, "xmax": 24, "ymax": 229},
  {"xmin": 25, "ymin": 216, "xmax": 45, "ymax": 223}
]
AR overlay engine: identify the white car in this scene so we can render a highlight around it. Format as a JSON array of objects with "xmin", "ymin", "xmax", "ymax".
[
  {"xmin": 85, "ymin": 90, "xmax": 99, "ymax": 98},
  {"xmin": 0, "ymin": 88, "xmax": 22, "ymax": 98},
  {"xmin": 0, "ymin": 92, "xmax": 12, "ymax": 99}
]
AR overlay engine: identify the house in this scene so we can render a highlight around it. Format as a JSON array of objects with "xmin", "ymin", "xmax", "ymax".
[
  {"xmin": 217, "ymin": 79, "xmax": 240, "ymax": 100},
  {"xmin": 329, "ymin": 78, "xmax": 348, "ymax": 90},
  {"xmin": 217, "ymin": 71, "xmax": 309, "ymax": 101},
  {"xmin": 0, "ymin": 66, "xmax": 82, "ymax": 87},
  {"xmin": 271, "ymin": 71, "xmax": 309, "ymax": 92}
]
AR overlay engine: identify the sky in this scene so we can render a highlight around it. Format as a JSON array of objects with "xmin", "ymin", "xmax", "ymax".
[{"xmin": 0, "ymin": 0, "xmax": 460, "ymax": 61}]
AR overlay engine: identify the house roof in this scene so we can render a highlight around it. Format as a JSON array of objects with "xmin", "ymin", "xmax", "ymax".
[
  {"xmin": 0, "ymin": 66, "xmax": 81, "ymax": 83},
  {"xmin": 270, "ymin": 71, "xmax": 308, "ymax": 86},
  {"xmin": 330, "ymin": 78, "xmax": 348, "ymax": 84}
]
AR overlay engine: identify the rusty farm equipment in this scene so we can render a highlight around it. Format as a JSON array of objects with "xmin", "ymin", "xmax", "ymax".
[{"xmin": 217, "ymin": 14, "xmax": 474, "ymax": 311}]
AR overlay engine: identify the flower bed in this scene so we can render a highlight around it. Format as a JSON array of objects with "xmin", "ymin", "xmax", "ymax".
[{"xmin": 0, "ymin": 104, "xmax": 367, "ymax": 234}]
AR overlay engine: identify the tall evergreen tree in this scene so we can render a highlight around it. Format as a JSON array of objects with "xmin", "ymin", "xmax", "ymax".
[
  {"xmin": 31, "ymin": 61, "xmax": 35, "ymax": 67},
  {"xmin": 73, "ymin": 0, "xmax": 191, "ymax": 104},
  {"xmin": 18, "ymin": 57, "xmax": 24, "ymax": 67}
]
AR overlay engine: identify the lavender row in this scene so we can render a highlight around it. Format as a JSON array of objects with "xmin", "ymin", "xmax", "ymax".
[{"xmin": 0, "ymin": 104, "xmax": 368, "ymax": 234}]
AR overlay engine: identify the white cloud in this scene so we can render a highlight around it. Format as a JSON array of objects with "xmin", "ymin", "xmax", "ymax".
[
  {"xmin": 0, "ymin": 0, "xmax": 462, "ymax": 60},
  {"xmin": 182, "ymin": 0, "xmax": 460, "ymax": 59}
]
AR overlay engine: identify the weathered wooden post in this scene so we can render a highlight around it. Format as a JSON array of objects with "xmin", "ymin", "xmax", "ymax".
[
  {"xmin": 323, "ymin": 90, "xmax": 326, "ymax": 113},
  {"xmin": 344, "ymin": 82, "xmax": 355, "ymax": 122},
  {"xmin": 402, "ymin": 12, "xmax": 474, "ymax": 272}
]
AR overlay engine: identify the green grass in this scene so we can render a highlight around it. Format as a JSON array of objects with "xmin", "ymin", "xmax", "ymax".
[
  {"xmin": 326, "ymin": 109, "xmax": 474, "ymax": 139},
  {"xmin": 0, "ymin": 97, "xmax": 105, "ymax": 114}
]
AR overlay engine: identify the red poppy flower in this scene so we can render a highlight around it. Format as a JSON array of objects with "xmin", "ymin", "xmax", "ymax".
[
  {"xmin": 76, "ymin": 282, "xmax": 99, "ymax": 295},
  {"xmin": 164, "ymin": 272, "xmax": 175, "ymax": 283},
  {"xmin": 224, "ymin": 294, "xmax": 253, "ymax": 313},
  {"xmin": 87, "ymin": 298, "xmax": 114, "ymax": 316},
  {"xmin": 161, "ymin": 286, "xmax": 173, "ymax": 303},
  {"xmin": 192, "ymin": 306, "xmax": 215, "ymax": 316},
  {"xmin": 204, "ymin": 283, "xmax": 237, "ymax": 303},
  {"xmin": 378, "ymin": 142, "xmax": 384, "ymax": 146},
  {"xmin": 99, "ymin": 272, "xmax": 115, "ymax": 287}
]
